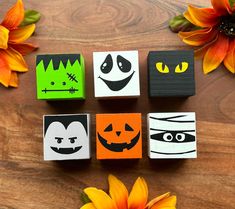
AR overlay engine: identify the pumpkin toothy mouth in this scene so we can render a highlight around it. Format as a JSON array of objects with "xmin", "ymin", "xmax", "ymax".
[
  {"xmin": 50, "ymin": 146, "xmax": 82, "ymax": 154},
  {"xmin": 97, "ymin": 131, "xmax": 140, "ymax": 152},
  {"xmin": 98, "ymin": 71, "xmax": 135, "ymax": 91}
]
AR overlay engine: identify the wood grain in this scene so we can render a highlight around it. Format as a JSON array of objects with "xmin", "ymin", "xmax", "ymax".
[{"xmin": 0, "ymin": 0, "xmax": 234, "ymax": 209}]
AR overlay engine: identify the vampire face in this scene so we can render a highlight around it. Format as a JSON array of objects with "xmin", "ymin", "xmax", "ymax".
[
  {"xmin": 96, "ymin": 113, "xmax": 142, "ymax": 159},
  {"xmin": 93, "ymin": 51, "xmax": 140, "ymax": 98},
  {"xmin": 148, "ymin": 112, "xmax": 197, "ymax": 159},
  {"xmin": 148, "ymin": 50, "xmax": 195, "ymax": 97},
  {"xmin": 43, "ymin": 114, "xmax": 90, "ymax": 160},
  {"xmin": 36, "ymin": 54, "xmax": 85, "ymax": 100}
]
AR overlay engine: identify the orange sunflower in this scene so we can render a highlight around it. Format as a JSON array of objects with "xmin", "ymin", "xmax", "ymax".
[
  {"xmin": 178, "ymin": 0, "xmax": 235, "ymax": 74},
  {"xmin": 0, "ymin": 0, "xmax": 38, "ymax": 87},
  {"xmin": 81, "ymin": 175, "xmax": 176, "ymax": 209}
]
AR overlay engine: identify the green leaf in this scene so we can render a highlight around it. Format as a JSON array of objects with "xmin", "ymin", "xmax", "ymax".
[
  {"xmin": 169, "ymin": 14, "xmax": 200, "ymax": 33},
  {"xmin": 20, "ymin": 10, "xmax": 41, "ymax": 27},
  {"xmin": 80, "ymin": 192, "xmax": 91, "ymax": 204},
  {"xmin": 229, "ymin": 0, "xmax": 235, "ymax": 7}
]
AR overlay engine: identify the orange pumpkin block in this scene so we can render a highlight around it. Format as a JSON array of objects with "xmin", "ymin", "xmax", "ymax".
[{"xmin": 96, "ymin": 113, "xmax": 142, "ymax": 159}]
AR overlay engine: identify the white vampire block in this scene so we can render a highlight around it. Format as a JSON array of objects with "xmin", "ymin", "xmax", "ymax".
[
  {"xmin": 43, "ymin": 114, "xmax": 90, "ymax": 160},
  {"xmin": 147, "ymin": 112, "xmax": 197, "ymax": 159},
  {"xmin": 93, "ymin": 50, "xmax": 140, "ymax": 98}
]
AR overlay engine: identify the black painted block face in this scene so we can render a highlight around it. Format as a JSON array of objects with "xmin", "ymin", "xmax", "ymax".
[{"xmin": 148, "ymin": 50, "xmax": 195, "ymax": 97}]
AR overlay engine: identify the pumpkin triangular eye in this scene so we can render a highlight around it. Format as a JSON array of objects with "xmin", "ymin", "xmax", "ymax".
[
  {"xmin": 125, "ymin": 123, "xmax": 134, "ymax": 131},
  {"xmin": 104, "ymin": 124, "xmax": 113, "ymax": 132}
]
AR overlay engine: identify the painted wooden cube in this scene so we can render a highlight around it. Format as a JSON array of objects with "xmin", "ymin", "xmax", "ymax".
[
  {"xmin": 148, "ymin": 50, "xmax": 195, "ymax": 97},
  {"xmin": 93, "ymin": 50, "xmax": 140, "ymax": 98},
  {"xmin": 43, "ymin": 114, "xmax": 90, "ymax": 160},
  {"xmin": 36, "ymin": 54, "xmax": 85, "ymax": 100},
  {"xmin": 96, "ymin": 113, "xmax": 142, "ymax": 159},
  {"xmin": 147, "ymin": 112, "xmax": 197, "ymax": 159}
]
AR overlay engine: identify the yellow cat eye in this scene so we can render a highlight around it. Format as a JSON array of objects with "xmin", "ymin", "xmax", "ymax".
[
  {"xmin": 175, "ymin": 62, "xmax": 189, "ymax": 73},
  {"xmin": 155, "ymin": 62, "xmax": 169, "ymax": 73}
]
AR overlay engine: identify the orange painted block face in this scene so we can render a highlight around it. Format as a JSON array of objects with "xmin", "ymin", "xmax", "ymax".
[{"xmin": 96, "ymin": 113, "xmax": 142, "ymax": 159}]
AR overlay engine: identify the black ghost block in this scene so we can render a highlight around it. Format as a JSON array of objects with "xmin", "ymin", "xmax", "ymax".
[{"xmin": 148, "ymin": 50, "xmax": 195, "ymax": 97}]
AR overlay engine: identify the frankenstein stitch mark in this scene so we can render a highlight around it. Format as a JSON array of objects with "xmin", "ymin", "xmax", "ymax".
[{"xmin": 36, "ymin": 54, "xmax": 85, "ymax": 100}]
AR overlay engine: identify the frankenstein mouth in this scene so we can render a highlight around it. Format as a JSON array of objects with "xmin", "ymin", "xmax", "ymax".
[
  {"xmin": 98, "ymin": 71, "xmax": 135, "ymax": 91},
  {"xmin": 98, "ymin": 131, "xmax": 140, "ymax": 152},
  {"xmin": 42, "ymin": 87, "xmax": 78, "ymax": 94},
  {"xmin": 50, "ymin": 146, "xmax": 82, "ymax": 154}
]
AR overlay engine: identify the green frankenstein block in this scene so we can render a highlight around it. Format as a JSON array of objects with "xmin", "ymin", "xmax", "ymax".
[{"xmin": 36, "ymin": 54, "xmax": 85, "ymax": 100}]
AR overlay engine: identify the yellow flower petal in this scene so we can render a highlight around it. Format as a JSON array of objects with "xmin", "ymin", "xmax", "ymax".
[
  {"xmin": 1, "ymin": 0, "xmax": 24, "ymax": 30},
  {"xmin": 150, "ymin": 195, "xmax": 177, "ymax": 209},
  {"xmin": 108, "ymin": 175, "xmax": 128, "ymax": 209},
  {"xmin": 145, "ymin": 192, "xmax": 170, "ymax": 209},
  {"xmin": 0, "ymin": 47, "xmax": 28, "ymax": 72},
  {"xmin": 0, "ymin": 56, "xmax": 11, "ymax": 87},
  {"xmin": 80, "ymin": 203, "xmax": 97, "ymax": 209},
  {"xmin": 9, "ymin": 24, "xmax": 35, "ymax": 43},
  {"xmin": 9, "ymin": 43, "xmax": 38, "ymax": 55},
  {"xmin": 128, "ymin": 177, "xmax": 148, "ymax": 209},
  {"xmin": 84, "ymin": 187, "xmax": 118, "ymax": 209},
  {"xmin": 9, "ymin": 71, "xmax": 18, "ymax": 87},
  {"xmin": 224, "ymin": 39, "xmax": 235, "ymax": 73},
  {"xmin": 0, "ymin": 25, "xmax": 9, "ymax": 49}
]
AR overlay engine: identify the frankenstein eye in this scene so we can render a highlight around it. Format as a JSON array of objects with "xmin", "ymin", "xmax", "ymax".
[
  {"xmin": 163, "ymin": 133, "xmax": 173, "ymax": 141},
  {"xmin": 117, "ymin": 55, "xmax": 132, "ymax": 73},
  {"xmin": 51, "ymin": 81, "xmax": 55, "ymax": 85},
  {"xmin": 175, "ymin": 62, "xmax": 189, "ymax": 73},
  {"xmin": 62, "ymin": 81, "xmax": 66, "ymax": 85},
  {"xmin": 156, "ymin": 62, "xmax": 169, "ymax": 73},
  {"xmin": 104, "ymin": 124, "xmax": 113, "ymax": 132},
  {"xmin": 101, "ymin": 54, "xmax": 113, "ymax": 74}
]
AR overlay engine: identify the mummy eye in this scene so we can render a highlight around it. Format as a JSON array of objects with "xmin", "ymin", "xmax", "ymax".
[
  {"xmin": 117, "ymin": 55, "xmax": 132, "ymax": 73},
  {"xmin": 175, "ymin": 62, "xmax": 189, "ymax": 73},
  {"xmin": 156, "ymin": 62, "xmax": 169, "ymax": 73},
  {"xmin": 101, "ymin": 54, "xmax": 113, "ymax": 74},
  {"xmin": 176, "ymin": 133, "xmax": 185, "ymax": 141},
  {"xmin": 163, "ymin": 133, "xmax": 173, "ymax": 141}
]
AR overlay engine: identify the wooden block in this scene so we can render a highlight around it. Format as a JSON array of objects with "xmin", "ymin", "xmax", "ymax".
[
  {"xmin": 93, "ymin": 50, "xmax": 140, "ymax": 98},
  {"xmin": 36, "ymin": 54, "xmax": 85, "ymax": 100},
  {"xmin": 96, "ymin": 113, "xmax": 142, "ymax": 159},
  {"xmin": 148, "ymin": 50, "xmax": 195, "ymax": 97},
  {"xmin": 43, "ymin": 114, "xmax": 90, "ymax": 160},
  {"xmin": 147, "ymin": 112, "xmax": 197, "ymax": 159}
]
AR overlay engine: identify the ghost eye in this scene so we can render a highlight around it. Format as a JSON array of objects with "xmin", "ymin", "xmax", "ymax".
[
  {"xmin": 69, "ymin": 137, "xmax": 77, "ymax": 143},
  {"xmin": 156, "ymin": 62, "xmax": 169, "ymax": 73},
  {"xmin": 176, "ymin": 133, "xmax": 185, "ymax": 141},
  {"xmin": 104, "ymin": 124, "xmax": 113, "ymax": 132},
  {"xmin": 55, "ymin": 137, "xmax": 63, "ymax": 143},
  {"xmin": 51, "ymin": 81, "xmax": 55, "ymax": 85},
  {"xmin": 163, "ymin": 133, "xmax": 173, "ymax": 141},
  {"xmin": 117, "ymin": 55, "xmax": 132, "ymax": 73},
  {"xmin": 125, "ymin": 123, "xmax": 134, "ymax": 131},
  {"xmin": 101, "ymin": 54, "xmax": 113, "ymax": 73},
  {"xmin": 175, "ymin": 62, "xmax": 189, "ymax": 73}
]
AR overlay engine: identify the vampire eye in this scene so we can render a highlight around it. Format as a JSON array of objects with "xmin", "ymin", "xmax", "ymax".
[
  {"xmin": 176, "ymin": 133, "xmax": 185, "ymax": 141},
  {"xmin": 55, "ymin": 137, "xmax": 63, "ymax": 143},
  {"xmin": 117, "ymin": 55, "xmax": 132, "ymax": 73},
  {"xmin": 175, "ymin": 62, "xmax": 189, "ymax": 73},
  {"xmin": 125, "ymin": 123, "xmax": 134, "ymax": 131},
  {"xmin": 104, "ymin": 124, "xmax": 113, "ymax": 132},
  {"xmin": 51, "ymin": 81, "xmax": 55, "ymax": 85},
  {"xmin": 163, "ymin": 133, "xmax": 173, "ymax": 141},
  {"xmin": 69, "ymin": 137, "xmax": 77, "ymax": 143},
  {"xmin": 156, "ymin": 62, "xmax": 169, "ymax": 73},
  {"xmin": 101, "ymin": 54, "xmax": 113, "ymax": 74}
]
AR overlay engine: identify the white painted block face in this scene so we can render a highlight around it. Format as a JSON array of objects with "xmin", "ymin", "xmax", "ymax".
[
  {"xmin": 93, "ymin": 50, "xmax": 140, "ymax": 98},
  {"xmin": 147, "ymin": 112, "xmax": 197, "ymax": 159},
  {"xmin": 43, "ymin": 114, "xmax": 90, "ymax": 161}
]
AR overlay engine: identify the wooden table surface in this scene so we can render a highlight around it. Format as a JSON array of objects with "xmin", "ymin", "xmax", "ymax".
[{"xmin": 0, "ymin": 0, "xmax": 235, "ymax": 208}]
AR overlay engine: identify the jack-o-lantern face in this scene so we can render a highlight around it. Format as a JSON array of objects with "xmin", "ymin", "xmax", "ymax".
[{"xmin": 96, "ymin": 113, "xmax": 142, "ymax": 159}]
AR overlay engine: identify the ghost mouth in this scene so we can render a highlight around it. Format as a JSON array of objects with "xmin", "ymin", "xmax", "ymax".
[
  {"xmin": 151, "ymin": 150, "xmax": 196, "ymax": 155},
  {"xmin": 42, "ymin": 87, "xmax": 78, "ymax": 94},
  {"xmin": 97, "ymin": 131, "xmax": 140, "ymax": 152},
  {"xmin": 50, "ymin": 146, "xmax": 82, "ymax": 154},
  {"xmin": 98, "ymin": 71, "xmax": 135, "ymax": 91}
]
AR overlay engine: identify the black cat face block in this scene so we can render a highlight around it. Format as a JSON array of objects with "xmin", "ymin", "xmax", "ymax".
[{"xmin": 148, "ymin": 50, "xmax": 195, "ymax": 97}]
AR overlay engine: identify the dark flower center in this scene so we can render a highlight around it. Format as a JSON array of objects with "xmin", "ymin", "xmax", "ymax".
[{"xmin": 219, "ymin": 14, "xmax": 235, "ymax": 37}]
